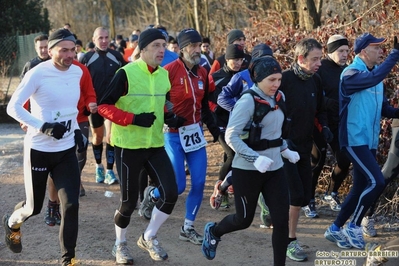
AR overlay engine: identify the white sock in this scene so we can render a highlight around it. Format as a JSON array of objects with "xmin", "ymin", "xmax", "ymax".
[
  {"xmin": 96, "ymin": 163, "xmax": 104, "ymax": 169},
  {"xmin": 184, "ymin": 219, "xmax": 194, "ymax": 231},
  {"xmin": 143, "ymin": 207, "xmax": 169, "ymax": 241},
  {"xmin": 115, "ymin": 224, "xmax": 127, "ymax": 246}
]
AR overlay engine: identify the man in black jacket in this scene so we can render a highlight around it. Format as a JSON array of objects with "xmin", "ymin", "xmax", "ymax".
[
  {"xmin": 20, "ymin": 34, "xmax": 50, "ymax": 79},
  {"xmin": 79, "ymin": 27, "xmax": 126, "ymax": 186},
  {"xmin": 279, "ymin": 38, "xmax": 331, "ymax": 262}
]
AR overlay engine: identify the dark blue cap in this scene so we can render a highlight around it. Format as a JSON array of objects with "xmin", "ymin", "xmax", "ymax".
[{"xmin": 354, "ymin": 33, "xmax": 386, "ymax": 54}]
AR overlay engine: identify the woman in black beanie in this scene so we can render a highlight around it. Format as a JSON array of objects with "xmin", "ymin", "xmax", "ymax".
[{"xmin": 202, "ymin": 56, "xmax": 299, "ymax": 266}]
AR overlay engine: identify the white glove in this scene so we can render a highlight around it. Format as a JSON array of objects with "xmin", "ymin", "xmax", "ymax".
[
  {"xmin": 253, "ymin": 156, "xmax": 274, "ymax": 173},
  {"xmin": 281, "ymin": 148, "xmax": 300, "ymax": 163}
]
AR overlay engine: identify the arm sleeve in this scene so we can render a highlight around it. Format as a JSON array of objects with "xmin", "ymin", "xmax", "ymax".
[
  {"xmin": 80, "ymin": 64, "xmax": 97, "ymax": 109},
  {"xmin": 217, "ymin": 72, "xmax": 243, "ymax": 112},
  {"xmin": 225, "ymin": 93, "xmax": 259, "ymax": 163},
  {"xmin": 209, "ymin": 59, "xmax": 221, "ymax": 75},
  {"xmin": 201, "ymin": 77, "xmax": 218, "ymax": 129},
  {"xmin": 7, "ymin": 71, "xmax": 44, "ymax": 130},
  {"xmin": 97, "ymin": 69, "xmax": 134, "ymax": 126},
  {"xmin": 20, "ymin": 62, "xmax": 30, "ymax": 80},
  {"xmin": 341, "ymin": 50, "xmax": 399, "ymax": 96},
  {"xmin": 381, "ymin": 95, "xmax": 399, "ymax": 118}
]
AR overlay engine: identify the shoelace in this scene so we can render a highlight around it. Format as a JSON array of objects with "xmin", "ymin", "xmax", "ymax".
[
  {"xmin": 291, "ymin": 241, "xmax": 303, "ymax": 252},
  {"xmin": 10, "ymin": 231, "xmax": 21, "ymax": 244},
  {"xmin": 118, "ymin": 244, "xmax": 131, "ymax": 258},
  {"xmin": 148, "ymin": 237, "xmax": 163, "ymax": 252},
  {"xmin": 186, "ymin": 227, "xmax": 201, "ymax": 238}
]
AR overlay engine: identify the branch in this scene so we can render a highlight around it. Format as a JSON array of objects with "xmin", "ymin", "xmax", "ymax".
[{"xmin": 337, "ymin": 0, "xmax": 385, "ymax": 29}]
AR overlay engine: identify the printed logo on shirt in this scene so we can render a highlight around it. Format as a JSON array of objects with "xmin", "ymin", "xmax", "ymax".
[
  {"xmin": 198, "ymin": 80, "xmax": 204, "ymax": 90},
  {"xmin": 180, "ymin": 78, "xmax": 184, "ymax": 85},
  {"xmin": 32, "ymin": 167, "xmax": 47, "ymax": 172}
]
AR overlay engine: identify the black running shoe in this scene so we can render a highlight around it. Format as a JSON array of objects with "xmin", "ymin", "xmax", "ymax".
[
  {"xmin": 44, "ymin": 201, "xmax": 58, "ymax": 226},
  {"xmin": 3, "ymin": 214, "xmax": 22, "ymax": 253}
]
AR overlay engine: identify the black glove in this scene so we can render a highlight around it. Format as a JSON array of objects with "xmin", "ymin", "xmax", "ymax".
[
  {"xmin": 132, "ymin": 112, "xmax": 156, "ymax": 127},
  {"xmin": 322, "ymin": 126, "xmax": 334, "ymax": 143},
  {"xmin": 324, "ymin": 97, "xmax": 339, "ymax": 114},
  {"xmin": 74, "ymin": 129, "xmax": 88, "ymax": 153},
  {"xmin": 208, "ymin": 125, "xmax": 220, "ymax": 143},
  {"xmin": 83, "ymin": 107, "xmax": 91, "ymax": 116},
  {"xmin": 164, "ymin": 112, "xmax": 186, "ymax": 129},
  {"xmin": 394, "ymin": 36, "xmax": 399, "ymax": 50},
  {"xmin": 41, "ymin": 122, "xmax": 67, "ymax": 140}
]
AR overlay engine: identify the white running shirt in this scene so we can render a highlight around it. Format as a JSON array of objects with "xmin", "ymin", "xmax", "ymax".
[{"xmin": 7, "ymin": 60, "xmax": 82, "ymax": 152}]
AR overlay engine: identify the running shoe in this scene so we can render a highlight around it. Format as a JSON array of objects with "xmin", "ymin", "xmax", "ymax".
[
  {"xmin": 324, "ymin": 224, "xmax": 351, "ymax": 249},
  {"xmin": 112, "ymin": 241, "xmax": 134, "ymax": 265},
  {"xmin": 95, "ymin": 166, "xmax": 105, "ymax": 183},
  {"xmin": 44, "ymin": 201, "xmax": 57, "ymax": 226},
  {"xmin": 62, "ymin": 258, "xmax": 77, "ymax": 266},
  {"xmin": 258, "ymin": 194, "xmax": 273, "ymax": 228},
  {"xmin": 302, "ymin": 199, "xmax": 318, "ymax": 218},
  {"xmin": 138, "ymin": 186, "xmax": 157, "ymax": 220},
  {"xmin": 104, "ymin": 170, "xmax": 118, "ymax": 185},
  {"xmin": 362, "ymin": 216, "xmax": 377, "ymax": 237},
  {"xmin": 3, "ymin": 214, "xmax": 22, "ymax": 253},
  {"xmin": 343, "ymin": 223, "xmax": 365, "ymax": 249},
  {"xmin": 324, "ymin": 192, "xmax": 341, "ymax": 212},
  {"xmin": 219, "ymin": 194, "xmax": 230, "ymax": 210},
  {"xmin": 179, "ymin": 226, "xmax": 203, "ymax": 245},
  {"xmin": 209, "ymin": 180, "xmax": 223, "ymax": 210},
  {"xmin": 363, "ymin": 242, "xmax": 388, "ymax": 266},
  {"xmin": 137, "ymin": 234, "xmax": 168, "ymax": 261},
  {"xmin": 201, "ymin": 222, "xmax": 220, "ymax": 260},
  {"xmin": 286, "ymin": 240, "xmax": 308, "ymax": 261}
]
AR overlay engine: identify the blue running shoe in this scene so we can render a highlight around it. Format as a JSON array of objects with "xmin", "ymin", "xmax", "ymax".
[
  {"xmin": 324, "ymin": 224, "xmax": 351, "ymax": 249},
  {"xmin": 202, "ymin": 222, "xmax": 220, "ymax": 260},
  {"xmin": 343, "ymin": 223, "xmax": 365, "ymax": 249},
  {"xmin": 105, "ymin": 170, "xmax": 118, "ymax": 185},
  {"xmin": 95, "ymin": 166, "xmax": 105, "ymax": 183}
]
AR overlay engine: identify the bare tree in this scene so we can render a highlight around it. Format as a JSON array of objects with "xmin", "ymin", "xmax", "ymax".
[
  {"xmin": 104, "ymin": 0, "xmax": 115, "ymax": 39},
  {"xmin": 148, "ymin": 0, "xmax": 160, "ymax": 25}
]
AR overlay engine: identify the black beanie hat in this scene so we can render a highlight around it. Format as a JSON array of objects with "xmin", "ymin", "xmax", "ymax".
[
  {"xmin": 227, "ymin": 29, "xmax": 245, "ymax": 44},
  {"xmin": 138, "ymin": 28, "xmax": 166, "ymax": 50},
  {"xmin": 177, "ymin": 28, "xmax": 202, "ymax": 49},
  {"xmin": 251, "ymin": 43, "xmax": 273, "ymax": 58},
  {"xmin": 225, "ymin": 44, "xmax": 245, "ymax": 59},
  {"xmin": 249, "ymin": 56, "xmax": 282, "ymax": 83},
  {"xmin": 48, "ymin": 28, "xmax": 76, "ymax": 49}
]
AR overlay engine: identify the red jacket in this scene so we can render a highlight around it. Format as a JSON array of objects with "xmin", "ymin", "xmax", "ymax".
[
  {"xmin": 164, "ymin": 58, "xmax": 210, "ymax": 131},
  {"xmin": 73, "ymin": 60, "xmax": 97, "ymax": 123}
]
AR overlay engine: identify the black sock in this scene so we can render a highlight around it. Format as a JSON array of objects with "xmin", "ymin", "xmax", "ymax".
[{"xmin": 289, "ymin": 237, "xmax": 297, "ymax": 243}]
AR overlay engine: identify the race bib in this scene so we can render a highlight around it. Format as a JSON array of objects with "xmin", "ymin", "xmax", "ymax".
[
  {"xmin": 51, "ymin": 108, "xmax": 78, "ymax": 139},
  {"xmin": 178, "ymin": 123, "xmax": 207, "ymax": 153}
]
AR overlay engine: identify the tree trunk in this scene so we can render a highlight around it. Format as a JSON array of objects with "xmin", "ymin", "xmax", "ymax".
[
  {"xmin": 148, "ymin": 0, "xmax": 160, "ymax": 25},
  {"xmin": 278, "ymin": 0, "xmax": 298, "ymax": 28},
  {"xmin": 204, "ymin": 0, "xmax": 210, "ymax": 37},
  {"xmin": 193, "ymin": 0, "xmax": 200, "ymax": 32},
  {"xmin": 105, "ymin": 0, "xmax": 115, "ymax": 39},
  {"xmin": 297, "ymin": 0, "xmax": 320, "ymax": 30}
]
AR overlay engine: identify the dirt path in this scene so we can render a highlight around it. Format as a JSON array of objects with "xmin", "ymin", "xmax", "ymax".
[{"xmin": 0, "ymin": 122, "xmax": 397, "ymax": 265}]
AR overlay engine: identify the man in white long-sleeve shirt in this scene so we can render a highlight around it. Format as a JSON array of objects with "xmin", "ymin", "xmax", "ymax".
[{"xmin": 3, "ymin": 28, "xmax": 86, "ymax": 266}]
